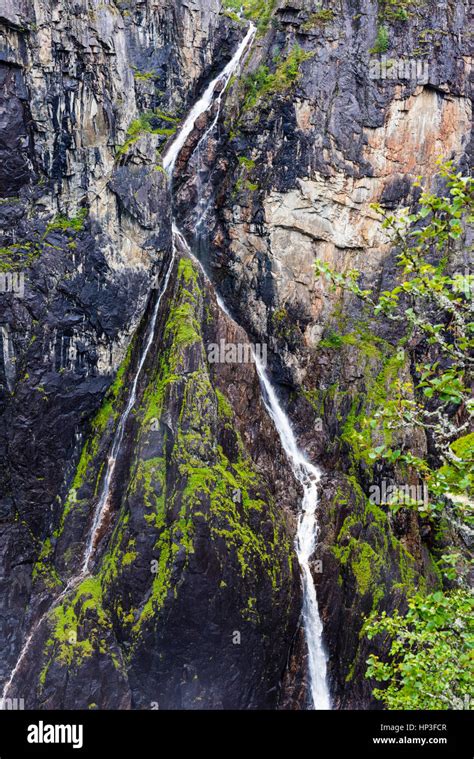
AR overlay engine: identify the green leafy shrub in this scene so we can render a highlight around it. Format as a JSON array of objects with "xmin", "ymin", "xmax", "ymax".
[
  {"xmin": 117, "ymin": 110, "xmax": 179, "ymax": 157},
  {"xmin": 383, "ymin": 0, "xmax": 412, "ymax": 22},
  {"xmin": 222, "ymin": 0, "xmax": 277, "ymax": 35},
  {"xmin": 315, "ymin": 163, "xmax": 474, "ymax": 709},
  {"xmin": 242, "ymin": 45, "xmax": 313, "ymax": 110},
  {"xmin": 302, "ymin": 9, "xmax": 335, "ymax": 30},
  {"xmin": 46, "ymin": 208, "xmax": 88, "ymax": 233},
  {"xmin": 365, "ymin": 590, "xmax": 474, "ymax": 709},
  {"xmin": 370, "ymin": 25, "xmax": 390, "ymax": 54}
]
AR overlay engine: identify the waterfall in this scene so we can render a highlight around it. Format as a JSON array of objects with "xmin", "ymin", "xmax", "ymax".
[
  {"xmin": 1, "ymin": 253, "xmax": 176, "ymax": 701},
  {"xmin": 81, "ymin": 249, "xmax": 175, "ymax": 573},
  {"xmin": 84, "ymin": 11, "xmax": 256, "ymax": 575},
  {"xmin": 3, "ymin": 21, "xmax": 331, "ymax": 709},
  {"xmin": 1, "ymin": 21, "xmax": 257, "ymax": 704},
  {"xmin": 166, "ymin": 25, "xmax": 331, "ymax": 710},
  {"xmin": 162, "ymin": 24, "xmax": 256, "ymax": 176},
  {"xmin": 172, "ymin": 227, "xmax": 331, "ymax": 710},
  {"xmin": 254, "ymin": 360, "xmax": 331, "ymax": 709}
]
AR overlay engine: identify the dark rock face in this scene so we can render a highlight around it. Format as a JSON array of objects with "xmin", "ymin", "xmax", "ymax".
[
  {"xmin": 6, "ymin": 255, "xmax": 301, "ymax": 709},
  {"xmin": 0, "ymin": 0, "xmax": 471, "ymax": 711},
  {"xmin": 0, "ymin": 64, "xmax": 34, "ymax": 196},
  {"xmin": 1, "ymin": 0, "xmax": 301, "ymax": 707}
]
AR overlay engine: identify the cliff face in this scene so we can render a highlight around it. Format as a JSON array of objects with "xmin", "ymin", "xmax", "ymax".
[
  {"xmin": 0, "ymin": 0, "xmax": 471, "ymax": 709},
  {"xmin": 174, "ymin": 0, "xmax": 472, "ymax": 708},
  {"xmin": 0, "ymin": 0, "xmax": 301, "ymax": 708}
]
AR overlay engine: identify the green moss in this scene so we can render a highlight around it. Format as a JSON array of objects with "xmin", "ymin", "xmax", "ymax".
[
  {"xmin": 139, "ymin": 534, "xmax": 172, "ymax": 626},
  {"xmin": 302, "ymin": 9, "xmax": 335, "ymax": 30},
  {"xmin": 161, "ymin": 258, "xmax": 202, "ymax": 361},
  {"xmin": 222, "ymin": 9, "xmax": 243, "ymax": 24},
  {"xmin": 56, "ymin": 336, "xmax": 135, "ymax": 537},
  {"xmin": 352, "ymin": 543, "xmax": 378, "ymax": 596},
  {"xmin": 345, "ymin": 658, "xmax": 356, "ymax": 683},
  {"xmin": 0, "ymin": 210, "xmax": 87, "ymax": 274},
  {"xmin": 46, "ymin": 208, "xmax": 88, "ymax": 234},
  {"xmin": 128, "ymin": 255, "xmax": 294, "ymax": 630},
  {"xmin": 133, "ymin": 69, "xmax": 156, "ymax": 81},
  {"xmin": 222, "ymin": 0, "xmax": 277, "ymax": 35},
  {"xmin": 319, "ymin": 330, "xmax": 344, "ymax": 349},
  {"xmin": 234, "ymin": 155, "xmax": 259, "ymax": 194},
  {"xmin": 340, "ymin": 350, "xmax": 406, "ymax": 466},
  {"xmin": 381, "ymin": 0, "xmax": 414, "ymax": 22},
  {"xmin": 272, "ymin": 307, "xmax": 287, "ymax": 323},
  {"xmin": 116, "ymin": 110, "xmax": 179, "ymax": 156},
  {"xmin": 178, "ymin": 256, "xmax": 199, "ymax": 285},
  {"xmin": 238, "ymin": 156, "xmax": 256, "ymax": 170},
  {"xmin": 98, "ymin": 511, "xmax": 140, "ymax": 630},
  {"xmin": 319, "ymin": 325, "xmax": 387, "ymax": 360},
  {"xmin": 370, "ymin": 25, "xmax": 390, "ymax": 54},
  {"xmin": 31, "ymin": 538, "xmax": 62, "ymax": 591},
  {"xmin": 216, "ymin": 389, "xmax": 234, "ymax": 420},
  {"xmin": 0, "ymin": 243, "xmax": 40, "ymax": 271},
  {"xmin": 39, "ymin": 576, "xmax": 119, "ymax": 689},
  {"xmin": 241, "ymin": 45, "xmax": 314, "ymax": 111},
  {"xmin": 393, "ymin": 539, "xmax": 417, "ymax": 590},
  {"xmin": 332, "ymin": 476, "xmax": 417, "ymax": 602}
]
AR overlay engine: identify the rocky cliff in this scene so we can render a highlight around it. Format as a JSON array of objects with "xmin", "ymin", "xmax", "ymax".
[{"xmin": 0, "ymin": 0, "xmax": 472, "ymax": 709}]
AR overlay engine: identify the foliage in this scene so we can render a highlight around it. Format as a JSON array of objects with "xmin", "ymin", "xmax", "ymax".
[
  {"xmin": 222, "ymin": 0, "xmax": 277, "ymax": 35},
  {"xmin": 302, "ymin": 9, "xmax": 335, "ymax": 31},
  {"xmin": 381, "ymin": 0, "xmax": 413, "ymax": 23},
  {"xmin": 116, "ymin": 109, "xmax": 179, "ymax": 157},
  {"xmin": 133, "ymin": 69, "xmax": 156, "ymax": 81},
  {"xmin": 0, "ymin": 209, "xmax": 88, "ymax": 271},
  {"xmin": 316, "ymin": 163, "xmax": 473, "ymax": 709},
  {"xmin": 46, "ymin": 208, "xmax": 88, "ymax": 233},
  {"xmin": 241, "ymin": 45, "xmax": 314, "ymax": 110},
  {"xmin": 315, "ymin": 163, "xmax": 474, "ymax": 525},
  {"xmin": 364, "ymin": 589, "xmax": 474, "ymax": 709},
  {"xmin": 370, "ymin": 25, "xmax": 390, "ymax": 54}
]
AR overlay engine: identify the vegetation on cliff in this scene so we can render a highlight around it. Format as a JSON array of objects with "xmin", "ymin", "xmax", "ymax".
[{"xmin": 316, "ymin": 164, "xmax": 473, "ymax": 709}]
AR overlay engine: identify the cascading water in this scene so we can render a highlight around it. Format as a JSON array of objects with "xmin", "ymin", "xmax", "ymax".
[
  {"xmin": 87, "ymin": 15, "xmax": 256, "ymax": 575},
  {"xmin": 172, "ymin": 227, "xmax": 331, "ymax": 710},
  {"xmin": 163, "ymin": 26, "xmax": 331, "ymax": 709},
  {"xmin": 3, "ymin": 22, "xmax": 330, "ymax": 709},
  {"xmin": 162, "ymin": 24, "xmax": 256, "ymax": 175},
  {"xmin": 166, "ymin": 25, "xmax": 331, "ymax": 710},
  {"xmin": 1, "ymin": 20, "xmax": 258, "ymax": 704},
  {"xmin": 1, "ymin": 247, "xmax": 176, "ymax": 704},
  {"xmin": 254, "ymin": 361, "xmax": 331, "ymax": 709},
  {"xmin": 81, "ymin": 251, "xmax": 175, "ymax": 573}
]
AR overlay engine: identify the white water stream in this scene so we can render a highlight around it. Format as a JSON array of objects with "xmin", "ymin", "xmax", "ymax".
[
  {"xmin": 165, "ymin": 21, "xmax": 330, "ymax": 704},
  {"xmin": 254, "ymin": 361, "xmax": 330, "ymax": 709},
  {"xmin": 162, "ymin": 24, "xmax": 256, "ymax": 175},
  {"xmin": 174, "ymin": 227, "xmax": 330, "ymax": 709},
  {"xmin": 3, "ymin": 21, "xmax": 330, "ymax": 709},
  {"xmin": 1, "ymin": 19, "xmax": 257, "ymax": 705},
  {"xmin": 81, "ymin": 250, "xmax": 175, "ymax": 573}
]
